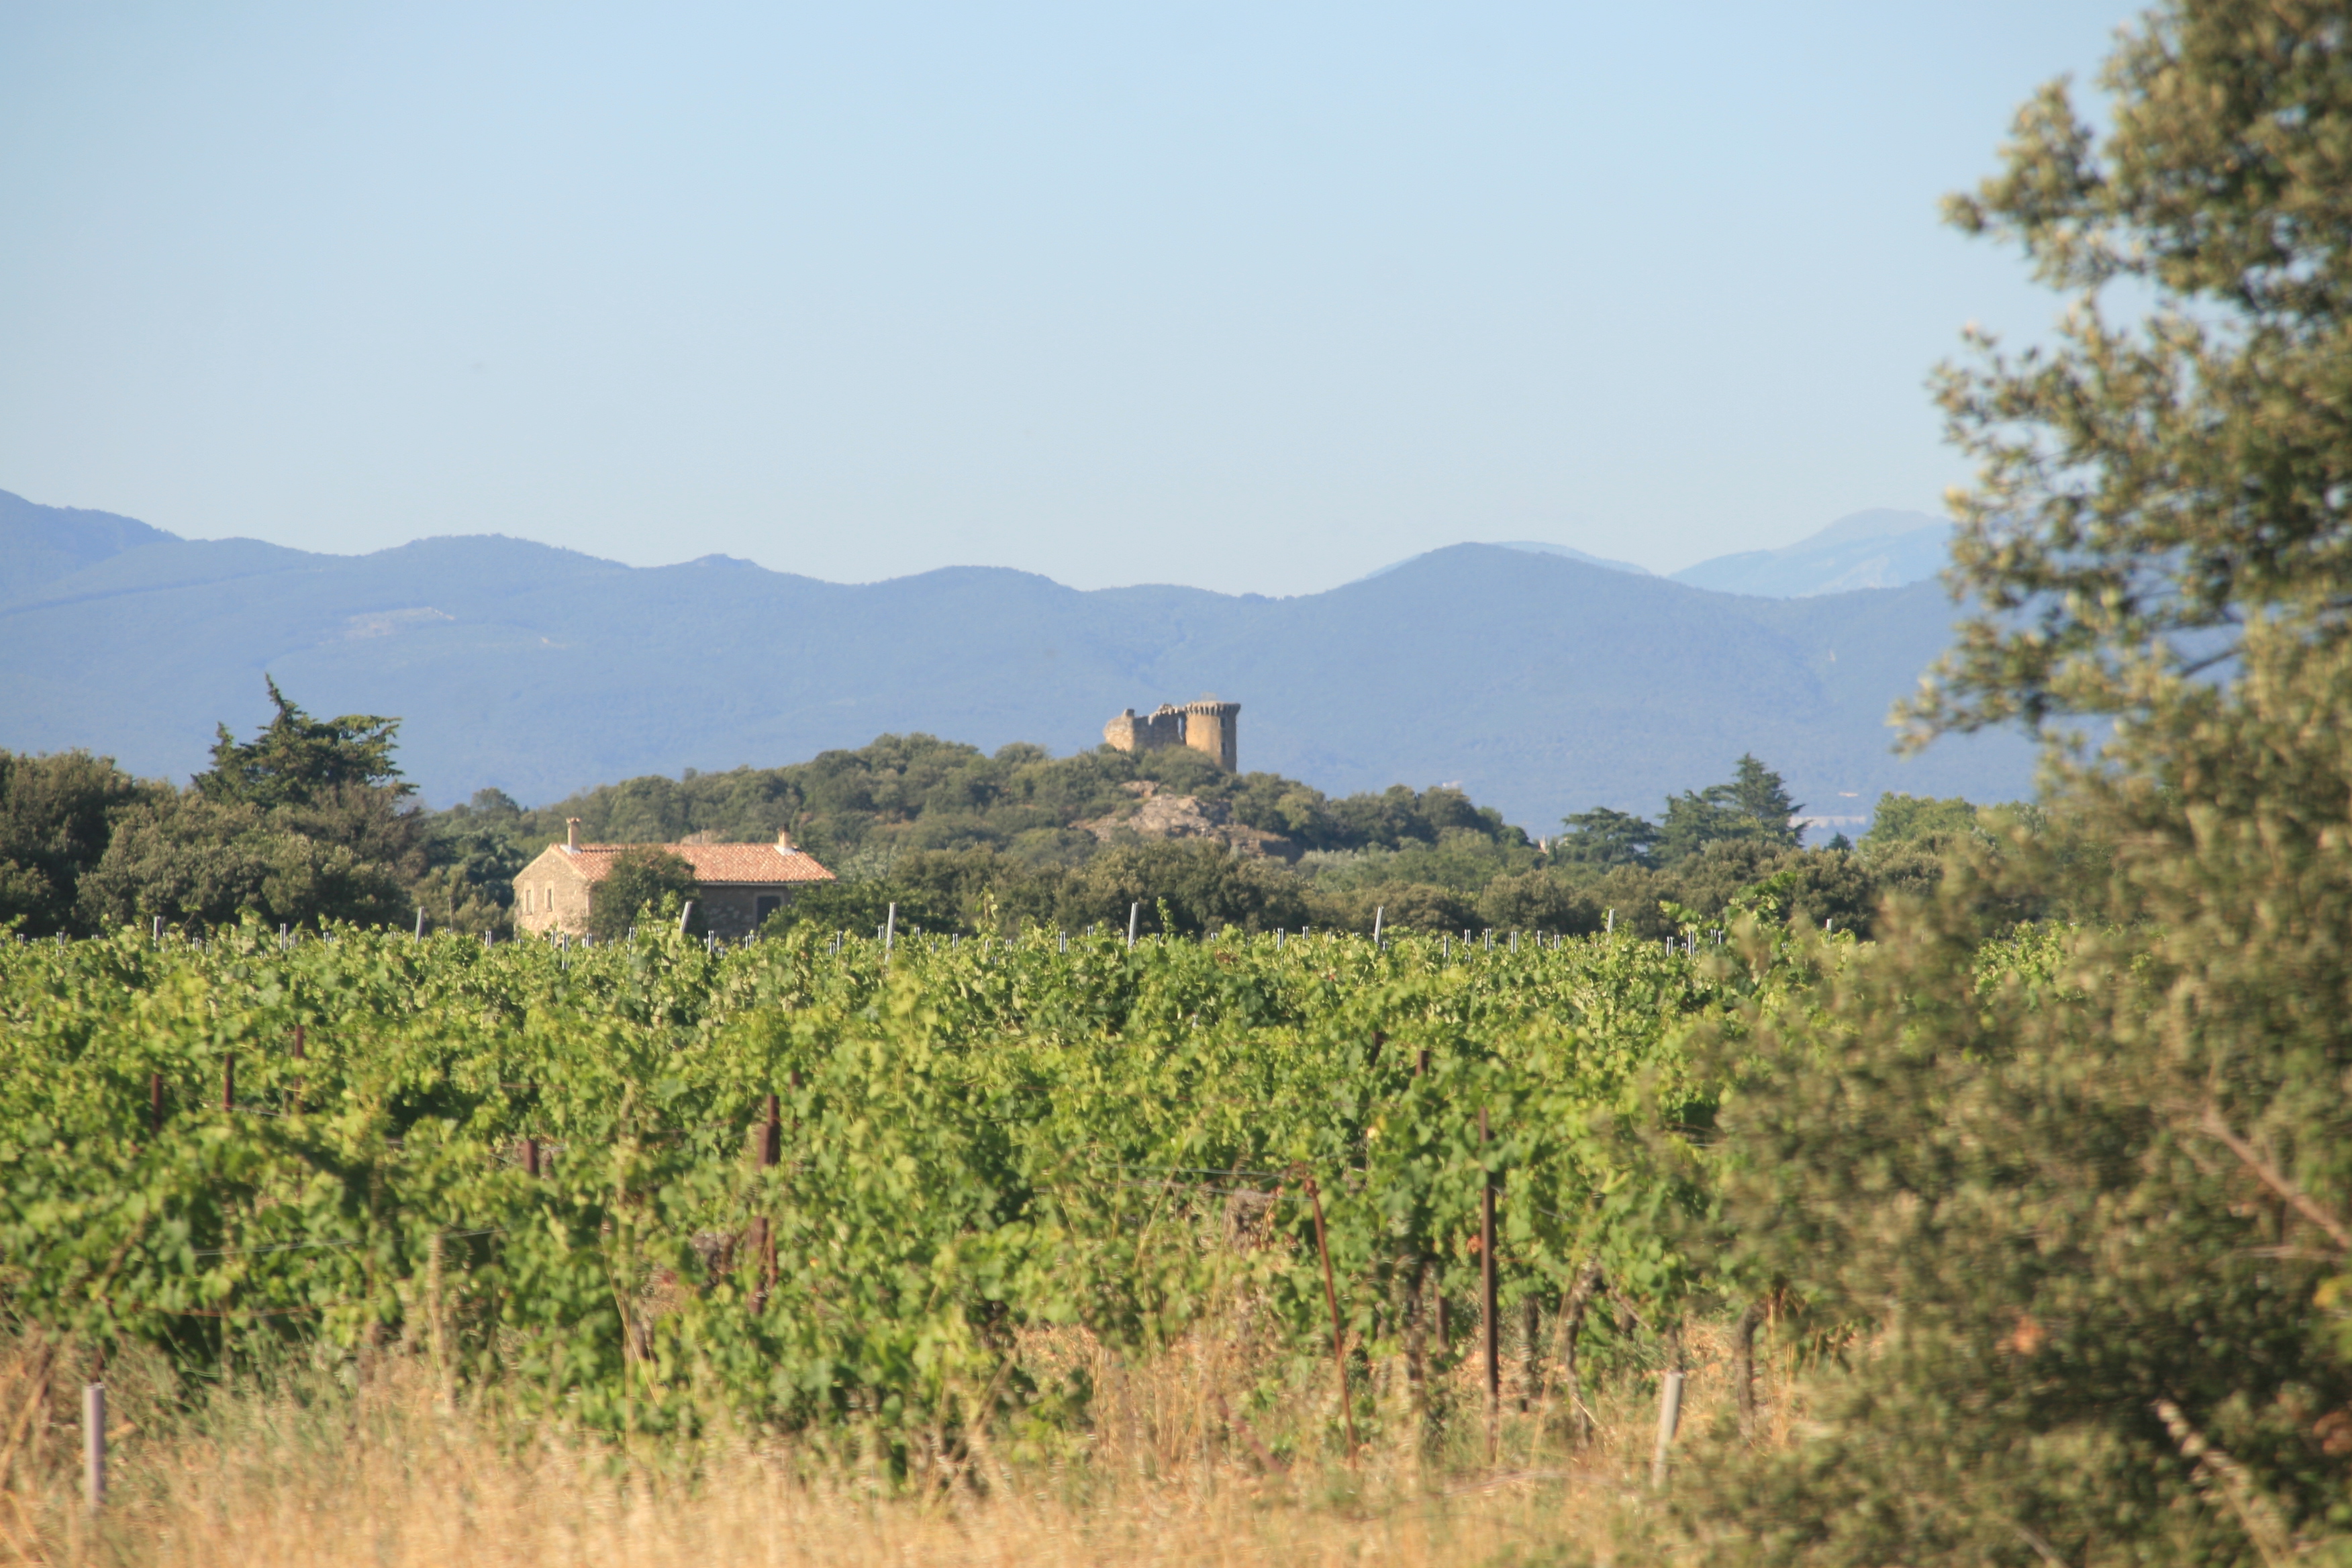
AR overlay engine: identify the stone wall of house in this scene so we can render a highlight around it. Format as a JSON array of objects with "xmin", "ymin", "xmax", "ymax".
[
  {"xmin": 697, "ymin": 885, "xmax": 804, "ymax": 940},
  {"xmin": 513, "ymin": 866, "xmax": 593, "ymax": 937},
  {"xmin": 511, "ymin": 875, "xmax": 805, "ymax": 940},
  {"xmin": 511, "ymin": 842, "xmax": 816, "ymax": 941}
]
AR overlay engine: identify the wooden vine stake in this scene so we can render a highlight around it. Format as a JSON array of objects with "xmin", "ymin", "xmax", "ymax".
[
  {"xmin": 1481, "ymin": 1105, "xmax": 1500, "ymax": 1462},
  {"xmin": 1733, "ymin": 1298, "xmax": 1765, "ymax": 1443},
  {"xmin": 1650, "ymin": 1325, "xmax": 1686, "ymax": 1491},
  {"xmin": 426, "ymin": 1232, "xmax": 450, "ymax": 1404},
  {"xmin": 83, "ymin": 1383, "xmax": 105, "ymax": 1512},
  {"xmin": 752, "ymin": 1092, "xmax": 781, "ymax": 1308},
  {"xmin": 1300, "ymin": 1173, "xmax": 1357, "ymax": 1461},
  {"xmin": 1554, "ymin": 1259, "xmax": 1604, "ymax": 1448}
]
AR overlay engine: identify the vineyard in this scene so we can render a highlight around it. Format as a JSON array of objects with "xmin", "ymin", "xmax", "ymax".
[{"xmin": 0, "ymin": 915, "xmax": 1826, "ymax": 1465}]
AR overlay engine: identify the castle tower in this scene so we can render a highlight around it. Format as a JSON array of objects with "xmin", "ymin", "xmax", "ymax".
[{"xmin": 1181, "ymin": 699, "xmax": 1240, "ymax": 771}]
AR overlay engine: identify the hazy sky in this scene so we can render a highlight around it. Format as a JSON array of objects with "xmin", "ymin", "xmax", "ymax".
[{"xmin": 1, "ymin": 2, "xmax": 2139, "ymax": 596}]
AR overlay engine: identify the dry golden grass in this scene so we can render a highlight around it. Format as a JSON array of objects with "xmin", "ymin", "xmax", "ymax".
[{"xmin": 0, "ymin": 1317, "xmax": 1792, "ymax": 1567}]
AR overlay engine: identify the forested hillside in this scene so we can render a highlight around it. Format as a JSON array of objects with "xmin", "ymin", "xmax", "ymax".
[{"xmin": 0, "ymin": 683, "xmax": 2000, "ymax": 944}]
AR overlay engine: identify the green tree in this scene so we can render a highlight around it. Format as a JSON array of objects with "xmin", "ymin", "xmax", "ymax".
[
  {"xmin": 1726, "ymin": 753, "xmax": 1801, "ymax": 836},
  {"xmin": 199, "ymin": 680, "xmax": 426, "ymax": 899},
  {"xmin": 77, "ymin": 793, "xmax": 413, "ymax": 931},
  {"xmin": 1857, "ymin": 791, "xmax": 1981, "ymax": 854},
  {"xmin": 1683, "ymin": 627, "xmax": 2352, "ymax": 1565},
  {"xmin": 197, "ymin": 677, "xmax": 410, "ymax": 807},
  {"xmin": 1475, "ymin": 869, "xmax": 1602, "ymax": 934},
  {"xmin": 761, "ymin": 872, "xmax": 961, "ymax": 940},
  {"xmin": 1911, "ymin": 0, "xmax": 2352, "ymax": 740},
  {"xmin": 1059, "ymin": 840, "xmax": 1310, "ymax": 936},
  {"xmin": 415, "ymin": 788, "xmax": 536, "ymax": 936},
  {"xmin": 1555, "ymin": 805, "xmax": 1659, "ymax": 870},
  {"xmin": 1653, "ymin": 754, "xmax": 1802, "ymax": 865},
  {"xmin": 78, "ymin": 683, "xmax": 429, "ymax": 932},
  {"xmin": 0, "ymin": 750, "xmax": 154, "ymax": 936},
  {"xmin": 1661, "ymin": 840, "xmax": 1879, "ymax": 937},
  {"xmin": 1326, "ymin": 878, "xmax": 1479, "ymax": 935},
  {"xmin": 587, "ymin": 846, "xmax": 701, "ymax": 941}
]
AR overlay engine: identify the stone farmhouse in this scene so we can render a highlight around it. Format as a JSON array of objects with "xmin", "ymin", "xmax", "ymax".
[
  {"xmin": 1103, "ymin": 699, "xmax": 1240, "ymax": 771},
  {"xmin": 511, "ymin": 821, "xmax": 836, "ymax": 940}
]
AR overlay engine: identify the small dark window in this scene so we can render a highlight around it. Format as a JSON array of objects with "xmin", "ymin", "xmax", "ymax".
[{"xmin": 755, "ymin": 895, "xmax": 783, "ymax": 924}]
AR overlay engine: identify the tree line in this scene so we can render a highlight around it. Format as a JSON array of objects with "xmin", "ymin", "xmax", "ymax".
[{"xmin": 0, "ymin": 687, "xmax": 2006, "ymax": 944}]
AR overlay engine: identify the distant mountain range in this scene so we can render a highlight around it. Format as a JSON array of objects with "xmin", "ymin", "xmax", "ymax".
[
  {"xmin": 1368, "ymin": 509, "xmax": 1954, "ymax": 601},
  {"xmin": 0, "ymin": 489, "xmax": 2030, "ymax": 828},
  {"xmin": 1671, "ymin": 508, "xmax": 1953, "ymax": 597}
]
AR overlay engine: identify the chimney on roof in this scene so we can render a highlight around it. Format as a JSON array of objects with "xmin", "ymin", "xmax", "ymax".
[
  {"xmin": 566, "ymin": 818, "xmax": 581, "ymax": 852},
  {"xmin": 776, "ymin": 828, "xmax": 796, "ymax": 853}
]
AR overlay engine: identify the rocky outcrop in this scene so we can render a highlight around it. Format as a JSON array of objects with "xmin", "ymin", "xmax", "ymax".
[{"xmin": 1077, "ymin": 781, "xmax": 1295, "ymax": 859}]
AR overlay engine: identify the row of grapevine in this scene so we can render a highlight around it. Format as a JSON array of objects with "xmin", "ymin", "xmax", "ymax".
[{"xmin": 0, "ymin": 918, "xmax": 1825, "ymax": 1447}]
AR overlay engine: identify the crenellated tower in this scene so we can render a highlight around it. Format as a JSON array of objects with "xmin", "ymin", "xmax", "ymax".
[{"xmin": 1179, "ymin": 699, "xmax": 1240, "ymax": 771}]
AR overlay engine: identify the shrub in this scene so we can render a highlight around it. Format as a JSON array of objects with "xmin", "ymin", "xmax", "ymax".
[{"xmin": 587, "ymin": 846, "xmax": 699, "ymax": 940}]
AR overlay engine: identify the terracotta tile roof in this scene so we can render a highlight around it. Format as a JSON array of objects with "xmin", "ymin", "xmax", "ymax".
[{"xmin": 555, "ymin": 842, "xmax": 836, "ymax": 886}]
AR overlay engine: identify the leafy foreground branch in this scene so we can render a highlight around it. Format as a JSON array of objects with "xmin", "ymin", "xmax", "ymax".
[{"xmin": 1673, "ymin": 624, "xmax": 2352, "ymax": 1567}]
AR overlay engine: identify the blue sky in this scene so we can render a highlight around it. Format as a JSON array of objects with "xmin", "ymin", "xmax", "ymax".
[{"xmin": 1, "ymin": 1, "xmax": 2139, "ymax": 595}]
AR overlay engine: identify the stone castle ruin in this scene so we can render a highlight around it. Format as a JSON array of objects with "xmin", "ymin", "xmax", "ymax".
[{"xmin": 1104, "ymin": 699, "xmax": 1240, "ymax": 771}]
